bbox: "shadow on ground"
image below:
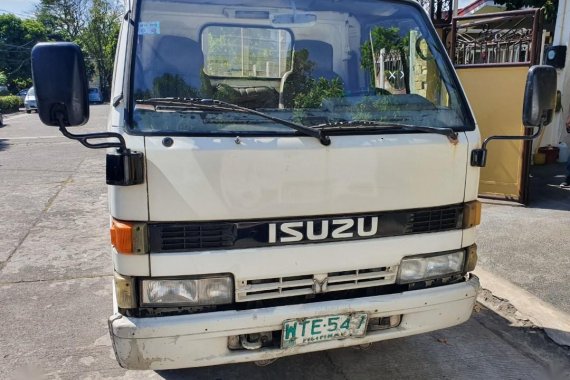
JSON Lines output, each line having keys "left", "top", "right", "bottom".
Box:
{"left": 528, "top": 163, "right": 570, "bottom": 211}
{"left": 154, "top": 304, "right": 570, "bottom": 380}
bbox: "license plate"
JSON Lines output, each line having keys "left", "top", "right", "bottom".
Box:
{"left": 281, "top": 313, "right": 368, "bottom": 348}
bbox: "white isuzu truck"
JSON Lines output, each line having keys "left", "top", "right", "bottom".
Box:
{"left": 30, "top": 0, "right": 556, "bottom": 370}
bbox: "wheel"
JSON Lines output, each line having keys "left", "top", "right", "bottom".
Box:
{"left": 26, "top": 110, "right": 31, "bottom": 114}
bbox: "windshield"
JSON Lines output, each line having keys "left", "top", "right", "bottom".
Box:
{"left": 131, "top": 0, "right": 473, "bottom": 135}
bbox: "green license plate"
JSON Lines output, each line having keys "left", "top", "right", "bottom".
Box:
{"left": 281, "top": 313, "right": 368, "bottom": 348}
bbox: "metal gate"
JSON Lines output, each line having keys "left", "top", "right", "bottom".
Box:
{"left": 450, "top": 9, "right": 542, "bottom": 203}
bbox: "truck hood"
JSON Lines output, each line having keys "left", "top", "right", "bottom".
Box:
{"left": 144, "top": 133, "right": 468, "bottom": 221}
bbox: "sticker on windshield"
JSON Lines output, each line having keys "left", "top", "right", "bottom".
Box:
{"left": 138, "top": 22, "right": 160, "bottom": 35}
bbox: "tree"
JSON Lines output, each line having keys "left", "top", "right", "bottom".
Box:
{"left": 79, "top": 0, "right": 122, "bottom": 101}
{"left": 35, "top": 0, "right": 89, "bottom": 40}
{"left": 0, "top": 14, "right": 48, "bottom": 92}
{"left": 282, "top": 49, "right": 344, "bottom": 109}
{"left": 360, "top": 26, "right": 410, "bottom": 93}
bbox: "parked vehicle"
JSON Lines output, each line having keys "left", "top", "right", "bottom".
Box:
{"left": 88, "top": 88, "right": 103, "bottom": 104}
{"left": 17, "top": 89, "right": 28, "bottom": 102}
{"left": 24, "top": 87, "right": 37, "bottom": 113}
{"left": 30, "top": 0, "right": 556, "bottom": 371}
{"left": 0, "top": 113, "right": 3, "bottom": 126}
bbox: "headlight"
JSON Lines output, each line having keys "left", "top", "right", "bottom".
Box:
{"left": 397, "top": 250, "right": 465, "bottom": 284}
{"left": 141, "top": 276, "right": 233, "bottom": 306}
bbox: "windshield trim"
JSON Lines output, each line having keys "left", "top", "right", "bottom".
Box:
{"left": 124, "top": 0, "right": 476, "bottom": 136}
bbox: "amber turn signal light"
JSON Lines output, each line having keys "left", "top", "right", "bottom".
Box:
{"left": 463, "top": 200, "right": 482, "bottom": 228}
{"left": 110, "top": 219, "right": 133, "bottom": 254}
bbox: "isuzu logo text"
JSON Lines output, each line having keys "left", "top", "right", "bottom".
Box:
{"left": 268, "top": 217, "right": 379, "bottom": 243}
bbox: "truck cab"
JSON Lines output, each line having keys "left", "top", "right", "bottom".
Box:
{"left": 29, "top": 0, "right": 556, "bottom": 371}
{"left": 103, "top": 0, "right": 483, "bottom": 369}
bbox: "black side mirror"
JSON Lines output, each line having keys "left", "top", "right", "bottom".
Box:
{"left": 522, "top": 65, "right": 557, "bottom": 127}
{"left": 31, "top": 42, "right": 89, "bottom": 127}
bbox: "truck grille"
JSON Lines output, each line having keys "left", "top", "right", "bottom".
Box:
{"left": 148, "top": 204, "right": 463, "bottom": 252}
{"left": 152, "top": 223, "right": 236, "bottom": 251}
{"left": 408, "top": 206, "right": 462, "bottom": 233}
{"left": 236, "top": 266, "right": 398, "bottom": 302}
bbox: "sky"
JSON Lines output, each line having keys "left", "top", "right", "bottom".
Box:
{"left": 0, "top": 0, "right": 40, "bottom": 18}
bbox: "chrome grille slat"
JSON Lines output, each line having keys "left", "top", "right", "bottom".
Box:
{"left": 236, "top": 266, "right": 398, "bottom": 302}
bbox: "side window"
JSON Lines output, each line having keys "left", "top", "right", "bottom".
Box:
{"left": 361, "top": 26, "right": 450, "bottom": 107}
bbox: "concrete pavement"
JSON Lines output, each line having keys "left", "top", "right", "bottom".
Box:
{"left": 0, "top": 107, "right": 568, "bottom": 379}
{"left": 477, "top": 165, "right": 570, "bottom": 314}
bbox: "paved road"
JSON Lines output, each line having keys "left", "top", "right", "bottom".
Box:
{"left": 477, "top": 165, "right": 570, "bottom": 314}
{"left": 0, "top": 107, "right": 568, "bottom": 379}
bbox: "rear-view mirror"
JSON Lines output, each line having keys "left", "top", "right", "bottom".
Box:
{"left": 522, "top": 65, "right": 557, "bottom": 127}
{"left": 31, "top": 42, "right": 89, "bottom": 127}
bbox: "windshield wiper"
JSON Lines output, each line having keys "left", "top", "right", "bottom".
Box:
{"left": 312, "top": 120, "right": 459, "bottom": 143}
{"left": 136, "top": 98, "right": 331, "bottom": 146}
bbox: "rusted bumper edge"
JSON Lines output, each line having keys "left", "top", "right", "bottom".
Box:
{"left": 109, "top": 275, "right": 480, "bottom": 370}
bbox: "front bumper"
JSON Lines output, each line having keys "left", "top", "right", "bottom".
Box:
{"left": 109, "top": 275, "right": 480, "bottom": 370}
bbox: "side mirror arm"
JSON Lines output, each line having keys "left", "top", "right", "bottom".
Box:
{"left": 55, "top": 113, "right": 144, "bottom": 186}
{"left": 470, "top": 125, "right": 543, "bottom": 167}
{"left": 55, "top": 112, "right": 127, "bottom": 152}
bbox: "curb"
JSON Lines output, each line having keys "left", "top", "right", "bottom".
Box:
{"left": 474, "top": 267, "right": 570, "bottom": 347}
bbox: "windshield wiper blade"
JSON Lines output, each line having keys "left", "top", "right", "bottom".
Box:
{"left": 136, "top": 98, "right": 331, "bottom": 146}
{"left": 312, "top": 120, "right": 458, "bottom": 143}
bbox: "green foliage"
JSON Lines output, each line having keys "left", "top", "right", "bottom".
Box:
{"left": 360, "top": 26, "right": 409, "bottom": 91}
{"left": 0, "top": 72, "right": 6, "bottom": 86}
{"left": 1, "top": 1, "right": 121, "bottom": 97}
{"left": 282, "top": 49, "right": 315, "bottom": 108}
{"left": 152, "top": 74, "right": 197, "bottom": 98}
{"left": 35, "top": 0, "right": 88, "bottom": 40}
{"left": 134, "top": 73, "right": 198, "bottom": 99}
{"left": 294, "top": 77, "right": 344, "bottom": 109}
{"left": 282, "top": 49, "right": 344, "bottom": 109}
{"left": 0, "top": 96, "right": 22, "bottom": 113}
{"left": 79, "top": 0, "right": 121, "bottom": 101}
{"left": 199, "top": 71, "right": 215, "bottom": 98}
{"left": 12, "top": 78, "right": 32, "bottom": 91}
{"left": 0, "top": 14, "right": 48, "bottom": 92}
